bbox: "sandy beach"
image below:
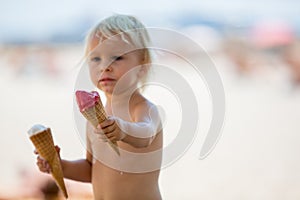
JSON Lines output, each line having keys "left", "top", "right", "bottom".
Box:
{"left": 0, "top": 45, "right": 300, "bottom": 199}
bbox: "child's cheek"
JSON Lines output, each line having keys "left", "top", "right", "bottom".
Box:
{"left": 88, "top": 70, "right": 99, "bottom": 87}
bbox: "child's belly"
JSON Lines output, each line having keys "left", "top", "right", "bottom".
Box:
{"left": 90, "top": 133, "right": 163, "bottom": 173}
{"left": 92, "top": 161, "right": 161, "bottom": 200}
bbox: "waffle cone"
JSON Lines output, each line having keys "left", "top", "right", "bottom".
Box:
{"left": 82, "top": 101, "right": 120, "bottom": 156}
{"left": 30, "top": 128, "right": 68, "bottom": 198}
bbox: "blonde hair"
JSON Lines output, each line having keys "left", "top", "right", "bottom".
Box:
{"left": 84, "top": 14, "right": 151, "bottom": 64}
{"left": 84, "top": 14, "right": 152, "bottom": 88}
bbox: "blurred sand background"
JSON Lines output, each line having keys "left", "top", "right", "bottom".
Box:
{"left": 1, "top": 1, "right": 300, "bottom": 199}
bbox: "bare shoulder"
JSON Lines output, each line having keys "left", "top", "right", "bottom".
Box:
{"left": 132, "top": 95, "right": 160, "bottom": 123}
{"left": 135, "top": 96, "right": 156, "bottom": 111}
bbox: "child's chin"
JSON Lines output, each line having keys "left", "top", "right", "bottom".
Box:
{"left": 98, "top": 87, "right": 114, "bottom": 94}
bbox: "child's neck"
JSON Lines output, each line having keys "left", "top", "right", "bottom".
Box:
{"left": 105, "top": 89, "right": 141, "bottom": 107}
{"left": 104, "top": 89, "right": 142, "bottom": 118}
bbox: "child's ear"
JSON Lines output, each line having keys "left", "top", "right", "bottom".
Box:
{"left": 140, "top": 49, "right": 149, "bottom": 65}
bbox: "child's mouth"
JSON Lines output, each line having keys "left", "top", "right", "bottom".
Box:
{"left": 99, "top": 78, "right": 116, "bottom": 83}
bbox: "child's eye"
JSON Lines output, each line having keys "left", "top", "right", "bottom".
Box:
{"left": 113, "top": 56, "right": 123, "bottom": 61}
{"left": 90, "top": 57, "right": 101, "bottom": 62}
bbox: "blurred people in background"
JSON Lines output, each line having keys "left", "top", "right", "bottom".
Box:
{"left": 6, "top": 45, "right": 60, "bottom": 78}
{"left": 223, "top": 36, "right": 261, "bottom": 76}
{"left": 282, "top": 40, "right": 300, "bottom": 86}
{"left": 222, "top": 19, "right": 300, "bottom": 89}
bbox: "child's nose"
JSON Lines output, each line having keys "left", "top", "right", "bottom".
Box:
{"left": 99, "top": 60, "right": 113, "bottom": 72}
{"left": 99, "top": 63, "right": 112, "bottom": 73}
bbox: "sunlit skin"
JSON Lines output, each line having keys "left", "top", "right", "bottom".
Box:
{"left": 36, "top": 34, "right": 163, "bottom": 200}
{"left": 88, "top": 35, "right": 144, "bottom": 96}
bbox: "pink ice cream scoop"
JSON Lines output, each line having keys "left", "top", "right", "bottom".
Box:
{"left": 75, "top": 90, "right": 100, "bottom": 112}
{"left": 75, "top": 90, "right": 120, "bottom": 155}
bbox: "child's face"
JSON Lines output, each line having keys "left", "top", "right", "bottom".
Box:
{"left": 87, "top": 35, "right": 145, "bottom": 95}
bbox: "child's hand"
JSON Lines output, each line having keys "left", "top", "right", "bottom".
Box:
{"left": 34, "top": 145, "right": 61, "bottom": 174}
{"left": 94, "top": 117, "right": 125, "bottom": 143}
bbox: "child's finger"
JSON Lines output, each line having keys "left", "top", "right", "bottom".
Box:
{"left": 105, "top": 132, "right": 115, "bottom": 139}
{"left": 93, "top": 127, "right": 104, "bottom": 134}
{"left": 37, "top": 155, "right": 44, "bottom": 162}
{"left": 43, "top": 160, "right": 51, "bottom": 173}
{"left": 98, "top": 118, "right": 115, "bottom": 129}
{"left": 104, "top": 131, "right": 117, "bottom": 141}
{"left": 110, "top": 136, "right": 117, "bottom": 142}
{"left": 37, "top": 156, "right": 47, "bottom": 166}
{"left": 37, "top": 162, "right": 47, "bottom": 172}
{"left": 97, "top": 134, "right": 108, "bottom": 142}
{"left": 36, "top": 159, "right": 42, "bottom": 167}
{"left": 46, "top": 163, "right": 51, "bottom": 173}
{"left": 98, "top": 133, "right": 107, "bottom": 139}
{"left": 102, "top": 125, "right": 116, "bottom": 135}
{"left": 54, "top": 145, "right": 60, "bottom": 153}
{"left": 42, "top": 159, "right": 47, "bottom": 166}
{"left": 99, "top": 137, "right": 108, "bottom": 142}
{"left": 36, "top": 157, "right": 51, "bottom": 173}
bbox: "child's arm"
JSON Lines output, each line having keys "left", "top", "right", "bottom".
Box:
{"left": 35, "top": 147, "right": 92, "bottom": 183}
{"left": 60, "top": 153, "right": 92, "bottom": 182}
{"left": 96, "top": 103, "right": 162, "bottom": 148}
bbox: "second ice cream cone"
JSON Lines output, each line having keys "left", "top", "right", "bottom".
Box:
{"left": 30, "top": 128, "right": 68, "bottom": 198}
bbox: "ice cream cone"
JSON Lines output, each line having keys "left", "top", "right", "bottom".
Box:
{"left": 82, "top": 101, "right": 120, "bottom": 155}
{"left": 29, "top": 128, "right": 68, "bottom": 198}
{"left": 76, "top": 90, "right": 120, "bottom": 156}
